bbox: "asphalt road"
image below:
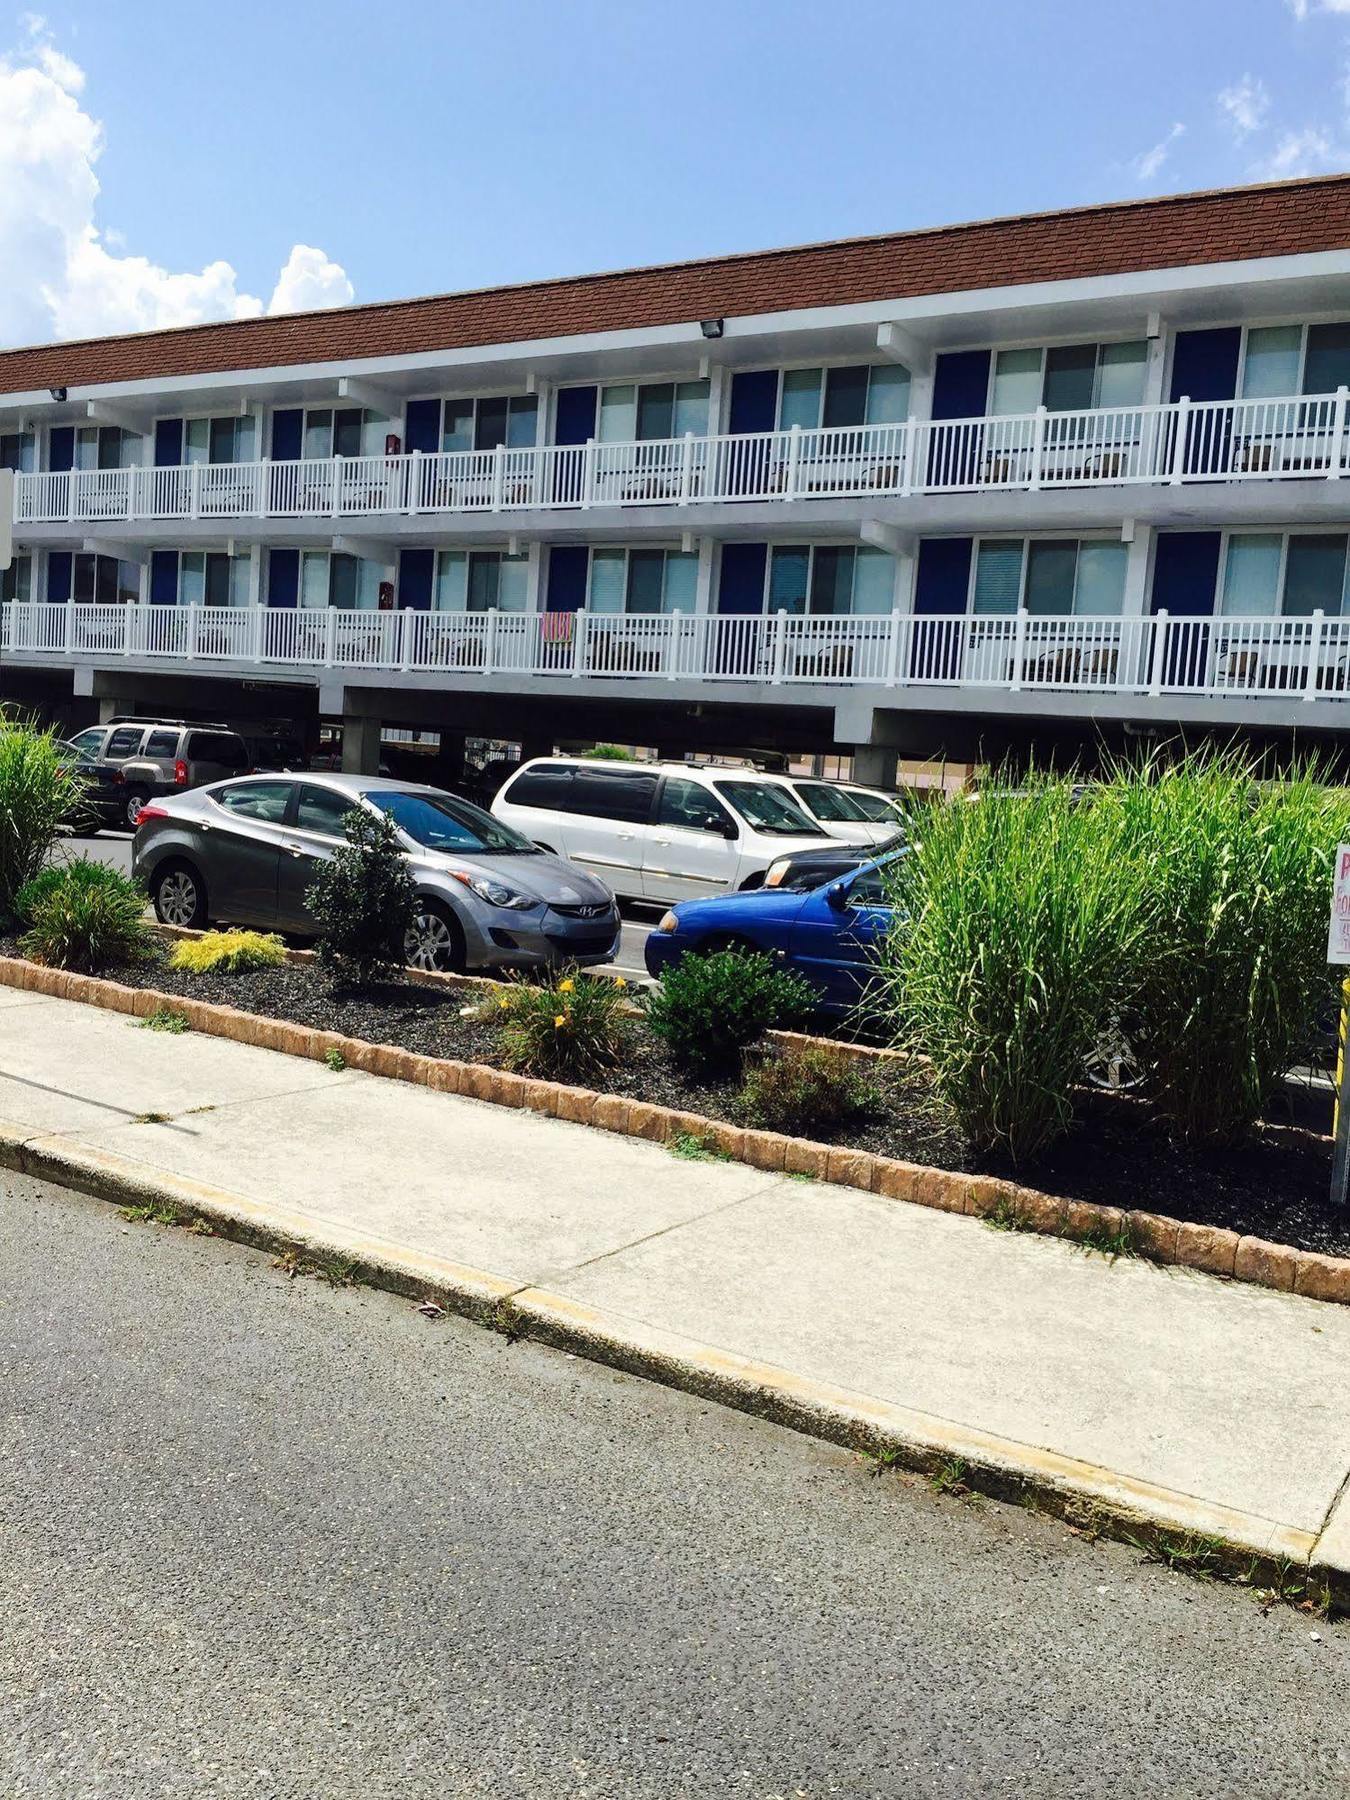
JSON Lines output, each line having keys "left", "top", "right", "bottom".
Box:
{"left": 1, "top": 1169, "right": 1346, "bottom": 1799}
{"left": 60, "top": 831, "right": 659, "bottom": 978}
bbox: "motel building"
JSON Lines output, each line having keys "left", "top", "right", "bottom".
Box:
{"left": 5, "top": 175, "right": 1350, "bottom": 781}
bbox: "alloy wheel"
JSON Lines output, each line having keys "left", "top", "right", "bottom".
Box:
{"left": 157, "top": 870, "right": 199, "bottom": 928}
{"left": 405, "top": 909, "right": 458, "bottom": 973}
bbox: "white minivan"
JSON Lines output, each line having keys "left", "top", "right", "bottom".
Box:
{"left": 754, "top": 773, "right": 900, "bottom": 847}
{"left": 492, "top": 759, "right": 833, "bottom": 903}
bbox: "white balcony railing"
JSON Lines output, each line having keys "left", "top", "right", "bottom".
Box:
{"left": 7, "top": 601, "right": 1350, "bottom": 702}
{"left": 12, "top": 389, "right": 1350, "bottom": 529}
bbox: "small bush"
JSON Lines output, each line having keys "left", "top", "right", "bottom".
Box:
{"left": 305, "top": 806, "right": 417, "bottom": 988}
{"left": 643, "top": 948, "right": 817, "bottom": 1077}
{"left": 581, "top": 743, "right": 635, "bottom": 761}
{"left": 19, "top": 864, "right": 151, "bottom": 974}
{"left": 15, "top": 857, "right": 131, "bottom": 927}
{"left": 738, "top": 1043, "right": 879, "bottom": 1135}
{"left": 0, "top": 724, "right": 84, "bottom": 922}
{"left": 496, "top": 968, "right": 632, "bottom": 1083}
{"left": 139, "top": 1006, "right": 189, "bottom": 1034}
{"left": 169, "top": 930, "right": 288, "bottom": 976}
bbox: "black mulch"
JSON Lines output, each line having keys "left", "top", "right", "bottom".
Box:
{"left": 23, "top": 938, "right": 1350, "bottom": 1262}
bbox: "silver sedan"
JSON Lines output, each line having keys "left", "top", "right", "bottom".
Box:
{"left": 131, "top": 771, "right": 620, "bottom": 974}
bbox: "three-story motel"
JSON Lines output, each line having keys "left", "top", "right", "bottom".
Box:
{"left": 4, "top": 175, "right": 1350, "bottom": 780}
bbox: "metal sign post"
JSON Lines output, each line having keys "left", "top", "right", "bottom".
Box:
{"left": 1327, "top": 846, "right": 1350, "bottom": 1207}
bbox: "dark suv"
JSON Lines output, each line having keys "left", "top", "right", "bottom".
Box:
{"left": 65, "top": 719, "right": 250, "bottom": 829}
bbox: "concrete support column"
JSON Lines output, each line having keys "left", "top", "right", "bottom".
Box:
{"left": 520, "top": 735, "right": 554, "bottom": 764}
{"left": 341, "top": 714, "right": 382, "bottom": 775}
{"left": 98, "top": 695, "right": 137, "bottom": 724}
{"left": 851, "top": 745, "right": 899, "bottom": 789}
{"left": 1122, "top": 523, "right": 1154, "bottom": 619}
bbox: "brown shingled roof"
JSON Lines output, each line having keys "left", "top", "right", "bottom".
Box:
{"left": 3, "top": 175, "right": 1349, "bottom": 397}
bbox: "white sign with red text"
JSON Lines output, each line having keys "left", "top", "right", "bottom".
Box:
{"left": 1330, "top": 845, "right": 1350, "bottom": 965}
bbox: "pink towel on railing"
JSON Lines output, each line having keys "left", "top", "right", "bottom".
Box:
{"left": 540, "top": 611, "right": 574, "bottom": 644}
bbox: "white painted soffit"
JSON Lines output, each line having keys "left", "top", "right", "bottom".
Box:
{"left": 3, "top": 246, "right": 1350, "bottom": 419}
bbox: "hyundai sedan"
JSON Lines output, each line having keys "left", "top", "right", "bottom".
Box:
{"left": 132, "top": 772, "right": 620, "bottom": 974}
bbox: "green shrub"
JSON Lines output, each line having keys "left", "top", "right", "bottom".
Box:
{"left": 19, "top": 864, "right": 151, "bottom": 973}
{"left": 169, "top": 929, "right": 288, "bottom": 976}
{"left": 1105, "top": 751, "right": 1350, "bottom": 1145}
{"left": 643, "top": 948, "right": 817, "bottom": 1077}
{"left": 738, "top": 1043, "right": 879, "bottom": 1135}
{"left": 581, "top": 743, "right": 635, "bottom": 761}
{"left": 496, "top": 968, "right": 632, "bottom": 1083}
{"left": 875, "top": 773, "right": 1146, "bottom": 1165}
{"left": 14, "top": 856, "right": 131, "bottom": 927}
{"left": 305, "top": 806, "right": 416, "bottom": 988}
{"left": 0, "top": 724, "right": 84, "bottom": 923}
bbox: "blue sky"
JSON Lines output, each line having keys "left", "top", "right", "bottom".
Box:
{"left": 2, "top": 0, "right": 1349, "bottom": 345}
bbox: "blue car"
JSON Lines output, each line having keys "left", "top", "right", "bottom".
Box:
{"left": 643, "top": 852, "right": 903, "bottom": 1016}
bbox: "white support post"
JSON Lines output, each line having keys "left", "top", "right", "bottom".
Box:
{"left": 572, "top": 607, "right": 588, "bottom": 678}
{"left": 67, "top": 471, "right": 76, "bottom": 525}
{"left": 771, "top": 608, "right": 788, "bottom": 684}
{"left": 249, "top": 604, "right": 263, "bottom": 664}
{"left": 582, "top": 439, "right": 597, "bottom": 509}
{"left": 1029, "top": 407, "right": 1047, "bottom": 492}
{"left": 1169, "top": 398, "right": 1190, "bottom": 486}
{"left": 323, "top": 607, "right": 337, "bottom": 668}
{"left": 186, "top": 602, "right": 199, "bottom": 662}
{"left": 1332, "top": 388, "right": 1348, "bottom": 481}
{"left": 1011, "top": 608, "right": 1028, "bottom": 690}
{"left": 330, "top": 457, "right": 341, "bottom": 518}
{"left": 189, "top": 460, "right": 202, "bottom": 520}
{"left": 492, "top": 442, "right": 506, "bottom": 512}
{"left": 900, "top": 420, "right": 916, "bottom": 498}
{"left": 679, "top": 432, "right": 695, "bottom": 504}
{"left": 484, "top": 606, "right": 498, "bottom": 674}
{"left": 399, "top": 608, "right": 413, "bottom": 673}
{"left": 784, "top": 424, "right": 803, "bottom": 501}
{"left": 1306, "top": 609, "right": 1325, "bottom": 701}
{"left": 885, "top": 607, "right": 904, "bottom": 686}
{"left": 1149, "top": 610, "right": 1169, "bottom": 696}
{"left": 63, "top": 598, "right": 74, "bottom": 655}
{"left": 407, "top": 448, "right": 421, "bottom": 515}
{"left": 256, "top": 461, "right": 268, "bottom": 518}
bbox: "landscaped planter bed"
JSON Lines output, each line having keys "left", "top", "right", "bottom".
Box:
{"left": 8, "top": 933, "right": 1350, "bottom": 1281}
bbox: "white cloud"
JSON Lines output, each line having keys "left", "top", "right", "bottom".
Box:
{"left": 267, "top": 244, "right": 355, "bottom": 315}
{"left": 1288, "top": 0, "right": 1350, "bottom": 17}
{"left": 1218, "top": 74, "right": 1270, "bottom": 137}
{"left": 1252, "top": 125, "right": 1344, "bottom": 176}
{"left": 0, "top": 27, "right": 353, "bottom": 347}
{"left": 1131, "top": 122, "right": 1186, "bottom": 182}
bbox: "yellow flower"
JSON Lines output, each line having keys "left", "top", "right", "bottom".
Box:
{"left": 553, "top": 1014, "right": 566, "bottom": 1029}
{"left": 498, "top": 997, "right": 510, "bottom": 1010}
{"left": 558, "top": 978, "right": 575, "bottom": 994}
{"left": 614, "top": 976, "right": 627, "bottom": 988}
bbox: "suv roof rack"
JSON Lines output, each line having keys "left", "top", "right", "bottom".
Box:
{"left": 107, "top": 716, "right": 236, "bottom": 730}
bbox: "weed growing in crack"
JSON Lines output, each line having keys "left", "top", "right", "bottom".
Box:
{"left": 667, "top": 1131, "right": 732, "bottom": 1163}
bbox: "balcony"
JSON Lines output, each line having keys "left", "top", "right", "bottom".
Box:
{"left": 12, "top": 391, "right": 1350, "bottom": 530}
{"left": 7, "top": 601, "right": 1349, "bottom": 704}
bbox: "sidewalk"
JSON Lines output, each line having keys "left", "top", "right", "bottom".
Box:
{"left": 6, "top": 982, "right": 1350, "bottom": 1587}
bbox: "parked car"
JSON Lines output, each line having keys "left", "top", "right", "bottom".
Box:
{"left": 492, "top": 757, "right": 832, "bottom": 904}
{"left": 644, "top": 851, "right": 905, "bottom": 1015}
{"left": 761, "top": 830, "right": 906, "bottom": 891}
{"left": 54, "top": 739, "right": 124, "bottom": 833}
{"left": 65, "top": 719, "right": 250, "bottom": 829}
{"left": 241, "top": 730, "right": 308, "bottom": 773}
{"left": 132, "top": 772, "right": 620, "bottom": 974}
{"left": 755, "top": 773, "right": 899, "bottom": 847}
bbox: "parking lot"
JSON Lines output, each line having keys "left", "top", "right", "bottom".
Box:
{"left": 59, "top": 831, "right": 660, "bottom": 981}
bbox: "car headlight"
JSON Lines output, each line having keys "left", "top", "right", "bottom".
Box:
{"left": 450, "top": 872, "right": 538, "bottom": 911}
{"left": 764, "top": 860, "right": 790, "bottom": 888}
{"left": 655, "top": 910, "right": 679, "bottom": 933}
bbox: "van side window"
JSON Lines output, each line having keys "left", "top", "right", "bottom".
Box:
{"left": 143, "top": 730, "right": 179, "bottom": 758}
{"left": 505, "top": 765, "right": 576, "bottom": 811}
{"left": 570, "top": 767, "right": 658, "bottom": 825}
{"left": 187, "top": 731, "right": 247, "bottom": 769}
{"left": 104, "top": 727, "right": 145, "bottom": 758}
{"left": 655, "top": 778, "right": 734, "bottom": 835}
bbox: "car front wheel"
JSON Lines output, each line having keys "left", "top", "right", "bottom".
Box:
{"left": 404, "top": 901, "right": 466, "bottom": 974}
{"left": 123, "top": 787, "right": 150, "bottom": 830}
{"left": 153, "top": 862, "right": 208, "bottom": 930}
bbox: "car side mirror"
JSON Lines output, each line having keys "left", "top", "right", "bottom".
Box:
{"left": 709, "top": 815, "right": 737, "bottom": 839}
{"left": 826, "top": 881, "right": 849, "bottom": 911}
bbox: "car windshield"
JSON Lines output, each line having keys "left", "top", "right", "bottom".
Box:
{"left": 844, "top": 790, "right": 904, "bottom": 824}
{"left": 793, "top": 781, "right": 873, "bottom": 824}
{"left": 371, "top": 790, "right": 540, "bottom": 856}
{"left": 714, "top": 780, "right": 821, "bottom": 836}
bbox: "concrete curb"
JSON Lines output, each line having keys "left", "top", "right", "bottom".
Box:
{"left": 2, "top": 1119, "right": 1344, "bottom": 1606}
{"left": 3, "top": 951, "right": 1348, "bottom": 1313}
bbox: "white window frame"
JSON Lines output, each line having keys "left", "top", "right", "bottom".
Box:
{"left": 985, "top": 339, "right": 1150, "bottom": 416}
{"left": 431, "top": 546, "right": 529, "bottom": 613}
{"left": 728, "top": 541, "right": 899, "bottom": 617}
{"left": 585, "top": 543, "right": 700, "bottom": 615}
{"left": 966, "top": 534, "right": 1129, "bottom": 617}
{"left": 1216, "top": 527, "right": 1350, "bottom": 619}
